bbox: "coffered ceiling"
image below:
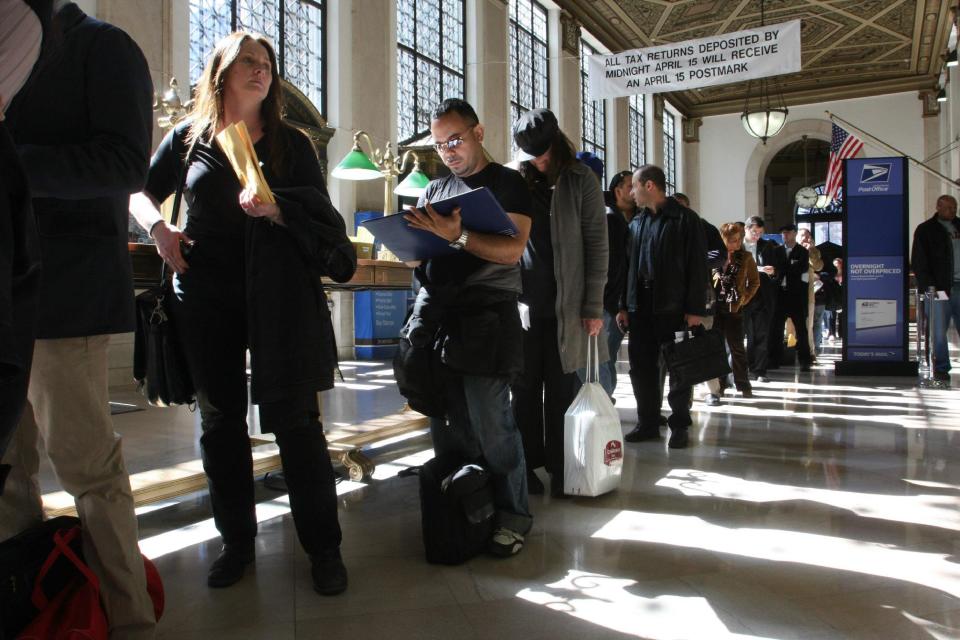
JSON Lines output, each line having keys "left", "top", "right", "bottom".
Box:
{"left": 558, "top": 0, "right": 955, "bottom": 117}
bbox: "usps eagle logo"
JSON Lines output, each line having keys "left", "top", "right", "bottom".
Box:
{"left": 860, "top": 163, "right": 891, "bottom": 184}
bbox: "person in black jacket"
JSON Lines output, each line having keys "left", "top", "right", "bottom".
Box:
{"left": 742, "top": 216, "right": 783, "bottom": 382}
{"left": 0, "top": 3, "right": 159, "bottom": 637}
{"left": 597, "top": 170, "right": 635, "bottom": 398}
{"left": 0, "top": 0, "right": 45, "bottom": 494}
{"left": 769, "top": 224, "right": 813, "bottom": 371}
{"left": 912, "top": 195, "right": 960, "bottom": 380}
{"left": 130, "top": 32, "right": 355, "bottom": 595}
{"left": 617, "top": 165, "right": 707, "bottom": 449}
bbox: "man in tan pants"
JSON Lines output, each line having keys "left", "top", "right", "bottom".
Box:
{"left": 0, "top": 2, "right": 156, "bottom": 637}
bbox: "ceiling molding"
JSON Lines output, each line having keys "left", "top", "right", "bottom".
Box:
{"left": 559, "top": 0, "right": 955, "bottom": 115}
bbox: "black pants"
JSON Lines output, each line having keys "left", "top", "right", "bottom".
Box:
{"left": 744, "top": 299, "right": 773, "bottom": 376}
{"left": 0, "top": 340, "right": 33, "bottom": 495}
{"left": 511, "top": 316, "right": 578, "bottom": 476}
{"left": 715, "top": 307, "right": 751, "bottom": 392}
{"left": 769, "top": 295, "right": 813, "bottom": 367}
{"left": 627, "top": 303, "right": 692, "bottom": 431}
{"left": 172, "top": 278, "right": 341, "bottom": 555}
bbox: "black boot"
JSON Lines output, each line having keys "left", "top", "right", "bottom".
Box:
{"left": 207, "top": 542, "right": 255, "bottom": 588}
{"left": 668, "top": 427, "right": 690, "bottom": 449}
{"left": 310, "top": 548, "right": 348, "bottom": 596}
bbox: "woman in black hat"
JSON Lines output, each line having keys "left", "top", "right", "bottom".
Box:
{"left": 510, "top": 108, "right": 608, "bottom": 497}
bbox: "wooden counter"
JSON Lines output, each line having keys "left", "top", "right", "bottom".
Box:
{"left": 129, "top": 244, "right": 413, "bottom": 291}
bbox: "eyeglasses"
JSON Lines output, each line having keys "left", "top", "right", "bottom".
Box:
{"left": 433, "top": 125, "right": 476, "bottom": 153}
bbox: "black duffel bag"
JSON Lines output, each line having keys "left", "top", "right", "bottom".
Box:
{"left": 132, "top": 137, "right": 198, "bottom": 408}
{"left": 0, "top": 516, "right": 82, "bottom": 638}
{"left": 660, "top": 324, "right": 731, "bottom": 389}
{"left": 419, "top": 456, "right": 495, "bottom": 565}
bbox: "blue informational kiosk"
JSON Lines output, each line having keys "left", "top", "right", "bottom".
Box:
{"left": 836, "top": 156, "right": 918, "bottom": 376}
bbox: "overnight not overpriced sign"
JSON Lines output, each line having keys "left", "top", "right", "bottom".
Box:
{"left": 587, "top": 20, "right": 802, "bottom": 99}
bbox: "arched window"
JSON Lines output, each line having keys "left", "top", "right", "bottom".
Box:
{"left": 396, "top": 0, "right": 466, "bottom": 144}
{"left": 662, "top": 110, "right": 676, "bottom": 193}
{"left": 508, "top": 0, "right": 549, "bottom": 127}
{"left": 628, "top": 94, "right": 645, "bottom": 171}
{"left": 188, "top": 0, "right": 326, "bottom": 115}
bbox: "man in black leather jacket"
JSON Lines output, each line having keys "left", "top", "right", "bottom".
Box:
{"left": 617, "top": 165, "right": 707, "bottom": 448}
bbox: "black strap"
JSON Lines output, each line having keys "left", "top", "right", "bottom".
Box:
{"left": 159, "top": 131, "right": 200, "bottom": 284}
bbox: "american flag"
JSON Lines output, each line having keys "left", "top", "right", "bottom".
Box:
{"left": 824, "top": 123, "right": 864, "bottom": 203}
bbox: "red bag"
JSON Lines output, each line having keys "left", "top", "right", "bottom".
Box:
{"left": 16, "top": 527, "right": 164, "bottom": 640}
{"left": 17, "top": 527, "right": 108, "bottom": 640}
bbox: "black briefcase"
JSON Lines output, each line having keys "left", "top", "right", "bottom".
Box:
{"left": 661, "top": 325, "right": 731, "bottom": 389}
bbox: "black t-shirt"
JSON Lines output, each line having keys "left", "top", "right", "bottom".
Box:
{"left": 519, "top": 177, "right": 557, "bottom": 316}
{"left": 416, "top": 162, "right": 532, "bottom": 293}
{"left": 144, "top": 121, "right": 327, "bottom": 287}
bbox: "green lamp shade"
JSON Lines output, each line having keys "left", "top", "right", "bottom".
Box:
{"left": 331, "top": 149, "right": 382, "bottom": 180}
{"left": 394, "top": 169, "right": 430, "bottom": 197}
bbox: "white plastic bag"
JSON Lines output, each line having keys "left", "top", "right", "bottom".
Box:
{"left": 563, "top": 335, "right": 623, "bottom": 497}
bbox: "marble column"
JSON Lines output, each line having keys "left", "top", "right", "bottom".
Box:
{"left": 467, "top": 0, "right": 510, "bottom": 163}
{"left": 552, "top": 9, "right": 581, "bottom": 144}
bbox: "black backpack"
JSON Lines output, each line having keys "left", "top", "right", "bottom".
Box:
{"left": 418, "top": 456, "right": 495, "bottom": 565}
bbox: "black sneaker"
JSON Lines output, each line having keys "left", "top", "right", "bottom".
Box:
{"left": 310, "top": 548, "right": 348, "bottom": 596}
{"left": 624, "top": 425, "right": 661, "bottom": 442}
{"left": 527, "top": 469, "right": 545, "bottom": 495}
{"left": 489, "top": 527, "right": 525, "bottom": 557}
{"left": 207, "top": 543, "right": 255, "bottom": 588}
{"left": 933, "top": 371, "right": 950, "bottom": 382}
{"left": 668, "top": 428, "right": 690, "bottom": 449}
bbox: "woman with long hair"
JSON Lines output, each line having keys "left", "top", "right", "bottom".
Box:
{"left": 510, "top": 108, "right": 608, "bottom": 497}
{"left": 711, "top": 223, "right": 761, "bottom": 402}
{"left": 130, "top": 32, "right": 355, "bottom": 595}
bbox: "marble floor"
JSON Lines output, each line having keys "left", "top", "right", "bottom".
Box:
{"left": 40, "top": 342, "right": 960, "bottom": 639}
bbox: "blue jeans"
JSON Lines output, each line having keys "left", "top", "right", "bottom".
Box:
{"left": 929, "top": 283, "right": 960, "bottom": 373}
{"left": 430, "top": 375, "right": 532, "bottom": 534}
{"left": 576, "top": 311, "right": 624, "bottom": 397}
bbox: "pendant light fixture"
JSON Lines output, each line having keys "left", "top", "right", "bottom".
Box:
{"left": 741, "top": 0, "right": 789, "bottom": 143}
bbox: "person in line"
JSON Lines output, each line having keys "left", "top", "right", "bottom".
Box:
{"left": 798, "top": 228, "right": 824, "bottom": 356}
{"left": 711, "top": 223, "right": 761, "bottom": 401}
{"left": 911, "top": 194, "right": 960, "bottom": 381}
{"left": 512, "top": 110, "right": 607, "bottom": 497}
{"left": 130, "top": 32, "right": 355, "bottom": 594}
{"left": 742, "top": 216, "right": 782, "bottom": 382}
{"left": 402, "top": 98, "right": 534, "bottom": 555}
{"left": 769, "top": 224, "right": 814, "bottom": 372}
{"left": 597, "top": 169, "right": 637, "bottom": 399}
{"left": 619, "top": 165, "right": 707, "bottom": 448}
{"left": 0, "top": 1, "right": 158, "bottom": 635}
{"left": 0, "top": 0, "right": 45, "bottom": 491}
{"left": 672, "top": 193, "right": 726, "bottom": 408}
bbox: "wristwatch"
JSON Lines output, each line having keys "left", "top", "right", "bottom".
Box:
{"left": 449, "top": 228, "right": 469, "bottom": 250}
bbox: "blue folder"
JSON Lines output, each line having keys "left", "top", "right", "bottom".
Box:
{"left": 359, "top": 187, "right": 519, "bottom": 262}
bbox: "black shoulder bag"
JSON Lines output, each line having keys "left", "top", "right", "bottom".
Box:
{"left": 132, "top": 136, "right": 198, "bottom": 407}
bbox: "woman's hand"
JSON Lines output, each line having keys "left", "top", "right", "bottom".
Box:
{"left": 152, "top": 221, "right": 192, "bottom": 274}
{"left": 582, "top": 317, "right": 603, "bottom": 337}
{"left": 239, "top": 187, "right": 283, "bottom": 224}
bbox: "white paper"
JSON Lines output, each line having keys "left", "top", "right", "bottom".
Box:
{"left": 855, "top": 299, "right": 897, "bottom": 330}
{"left": 518, "top": 302, "right": 531, "bottom": 331}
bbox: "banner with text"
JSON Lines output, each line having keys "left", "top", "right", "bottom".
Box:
{"left": 587, "top": 20, "right": 801, "bottom": 99}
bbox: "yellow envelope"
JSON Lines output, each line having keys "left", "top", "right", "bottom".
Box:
{"left": 215, "top": 121, "right": 276, "bottom": 204}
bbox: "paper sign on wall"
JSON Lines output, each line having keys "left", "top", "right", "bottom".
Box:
{"left": 587, "top": 20, "right": 801, "bottom": 99}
